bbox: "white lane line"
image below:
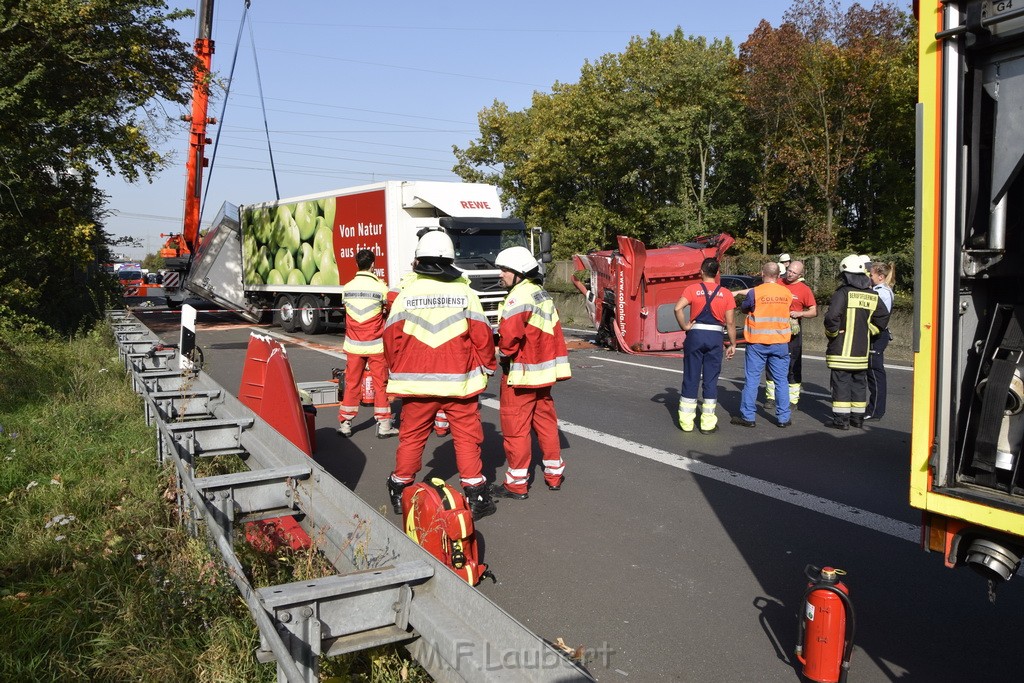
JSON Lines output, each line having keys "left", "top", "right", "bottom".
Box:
{"left": 259, "top": 328, "right": 916, "bottom": 542}
{"left": 481, "top": 397, "right": 917, "bottom": 542}
{"left": 585, "top": 355, "right": 832, "bottom": 398}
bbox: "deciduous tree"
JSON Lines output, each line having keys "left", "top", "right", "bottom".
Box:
{"left": 0, "top": 0, "right": 194, "bottom": 332}
{"left": 455, "top": 29, "right": 748, "bottom": 258}
{"left": 740, "top": 0, "right": 914, "bottom": 250}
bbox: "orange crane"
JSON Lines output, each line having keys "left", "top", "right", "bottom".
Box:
{"left": 162, "top": 0, "right": 216, "bottom": 307}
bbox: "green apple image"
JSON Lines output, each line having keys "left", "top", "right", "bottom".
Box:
{"left": 254, "top": 207, "right": 274, "bottom": 244}
{"left": 294, "top": 201, "right": 318, "bottom": 241}
{"left": 248, "top": 270, "right": 264, "bottom": 285}
{"left": 275, "top": 247, "right": 295, "bottom": 275}
{"left": 243, "top": 234, "right": 257, "bottom": 262}
{"left": 298, "top": 242, "right": 317, "bottom": 282}
{"left": 242, "top": 208, "right": 255, "bottom": 236}
{"left": 318, "top": 250, "right": 339, "bottom": 285}
{"left": 255, "top": 245, "right": 272, "bottom": 282}
{"left": 273, "top": 214, "right": 301, "bottom": 255}
{"left": 287, "top": 268, "right": 307, "bottom": 286}
{"left": 266, "top": 269, "right": 285, "bottom": 285}
{"left": 319, "top": 196, "right": 336, "bottom": 228}
{"left": 312, "top": 224, "right": 333, "bottom": 263}
{"left": 309, "top": 271, "right": 324, "bottom": 286}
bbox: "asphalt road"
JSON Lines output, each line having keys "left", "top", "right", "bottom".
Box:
{"left": 128, "top": 300, "right": 1024, "bottom": 682}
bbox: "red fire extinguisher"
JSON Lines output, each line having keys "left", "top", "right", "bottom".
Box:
{"left": 361, "top": 373, "right": 375, "bottom": 405}
{"left": 796, "top": 565, "right": 856, "bottom": 683}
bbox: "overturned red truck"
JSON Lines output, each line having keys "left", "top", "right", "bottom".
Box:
{"left": 571, "top": 234, "right": 737, "bottom": 354}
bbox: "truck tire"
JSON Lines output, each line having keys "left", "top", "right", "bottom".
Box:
{"left": 273, "top": 294, "right": 298, "bottom": 333}
{"left": 298, "top": 295, "right": 325, "bottom": 335}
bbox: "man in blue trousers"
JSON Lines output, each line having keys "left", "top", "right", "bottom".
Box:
{"left": 732, "top": 262, "right": 794, "bottom": 428}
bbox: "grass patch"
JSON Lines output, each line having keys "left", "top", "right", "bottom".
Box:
{"left": 0, "top": 323, "right": 428, "bottom": 682}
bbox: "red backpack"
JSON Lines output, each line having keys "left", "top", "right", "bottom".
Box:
{"left": 401, "top": 478, "right": 494, "bottom": 586}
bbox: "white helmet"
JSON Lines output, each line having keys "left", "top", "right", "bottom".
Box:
{"left": 415, "top": 230, "right": 455, "bottom": 260}
{"left": 778, "top": 253, "right": 791, "bottom": 263}
{"left": 495, "top": 246, "right": 539, "bottom": 275}
{"left": 840, "top": 254, "right": 866, "bottom": 274}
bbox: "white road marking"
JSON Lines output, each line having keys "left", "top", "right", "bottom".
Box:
{"left": 480, "top": 396, "right": 918, "bottom": 542}
{"left": 585, "top": 355, "right": 832, "bottom": 398}
{"left": 244, "top": 326, "right": 918, "bottom": 543}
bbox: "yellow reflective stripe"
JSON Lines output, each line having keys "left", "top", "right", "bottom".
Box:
{"left": 506, "top": 357, "right": 571, "bottom": 385}
{"left": 826, "top": 355, "right": 869, "bottom": 369}
{"left": 344, "top": 301, "right": 385, "bottom": 319}
{"left": 343, "top": 337, "right": 384, "bottom": 353}
{"left": 388, "top": 371, "right": 489, "bottom": 397}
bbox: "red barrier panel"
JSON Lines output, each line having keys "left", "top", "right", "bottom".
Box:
{"left": 238, "top": 332, "right": 313, "bottom": 551}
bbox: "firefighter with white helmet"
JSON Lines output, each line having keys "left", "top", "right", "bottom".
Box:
{"left": 490, "top": 246, "right": 571, "bottom": 499}
{"left": 383, "top": 229, "right": 498, "bottom": 519}
{"left": 777, "top": 253, "right": 792, "bottom": 276}
{"left": 823, "top": 254, "right": 890, "bottom": 429}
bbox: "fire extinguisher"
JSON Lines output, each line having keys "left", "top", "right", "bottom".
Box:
{"left": 361, "top": 373, "right": 375, "bottom": 405}
{"left": 795, "top": 565, "right": 856, "bottom": 683}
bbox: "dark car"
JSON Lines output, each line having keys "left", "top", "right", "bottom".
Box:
{"left": 720, "top": 274, "right": 761, "bottom": 291}
{"left": 718, "top": 275, "right": 761, "bottom": 340}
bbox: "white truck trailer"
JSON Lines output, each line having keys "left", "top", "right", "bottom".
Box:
{"left": 185, "top": 180, "right": 542, "bottom": 333}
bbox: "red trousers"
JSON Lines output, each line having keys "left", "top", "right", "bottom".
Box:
{"left": 499, "top": 383, "right": 564, "bottom": 494}
{"left": 392, "top": 396, "right": 485, "bottom": 488}
{"left": 338, "top": 352, "right": 391, "bottom": 422}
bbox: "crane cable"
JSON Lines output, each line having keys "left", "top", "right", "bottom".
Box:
{"left": 248, "top": 4, "right": 280, "bottom": 201}
{"left": 201, "top": 0, "right": 280, "bottom": 224}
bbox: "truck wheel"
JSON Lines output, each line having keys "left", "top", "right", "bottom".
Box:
{"left": 298, "top": 295, "right": 325, "bottom": 335}
{"left": 273, "top": 294, "right": 298, "bottom": 332}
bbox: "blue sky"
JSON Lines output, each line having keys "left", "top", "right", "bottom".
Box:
{"left": 100, "top": 0, "right": 912, "bottom": 260}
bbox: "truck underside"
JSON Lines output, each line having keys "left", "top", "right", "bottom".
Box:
{"left": 917, "top": 1, "right": 1024, "bottom": 589}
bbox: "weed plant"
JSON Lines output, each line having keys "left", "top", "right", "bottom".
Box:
{"left": 0, "top": 323, "right": 428, "bottom": 682}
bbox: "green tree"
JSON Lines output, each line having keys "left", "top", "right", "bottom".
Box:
{"left": 455, "top": 29, "right": 748, "bottom": 258}
{"left": 739, "top": 0, "right": 914, "bottom": 250}
{"left": 141, "top": 253, "right": 166, "bottom": 273}
{"left": 0, "top": 0, "right": 194, "bottom": 333}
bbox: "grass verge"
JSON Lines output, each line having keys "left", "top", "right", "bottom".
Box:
{"left": 0, "top": 322, "right": 428, "bottom": 682}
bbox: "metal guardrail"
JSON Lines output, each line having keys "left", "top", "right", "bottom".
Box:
{"left": 108, "top": 310, "right": 593, "bottom": 683}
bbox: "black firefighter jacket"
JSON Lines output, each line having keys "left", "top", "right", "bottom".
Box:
{"left": 824, "top": 272, "right": 890, "bottom": 371}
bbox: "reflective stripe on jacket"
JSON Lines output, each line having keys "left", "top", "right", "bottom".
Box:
{"left": 342, "top": 271, "right": 388, "bottom": 355}
{"left": 498, "top": 280, "right": 571, "bottom": 388}
{"left": 743, "top": 282, "right": 793, "bottom": 345}
{"left": 384, "top": 274, "right": 496, "bottom": 397}
{"left": 824, "top": 281, "right": 889, "bottom": 370}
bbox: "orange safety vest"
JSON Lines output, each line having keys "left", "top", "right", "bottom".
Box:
{"left": 743, "top": 282, "right": 793, "bottom": 345}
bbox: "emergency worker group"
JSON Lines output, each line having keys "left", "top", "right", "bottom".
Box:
{"left": 337, "top": 230, "right": 570, "bottom": 522}
{"left": 337, "top": 230, "right": 891, "bottom": 522}
{"left": 673, "top": 253, "right": 891, "bottom": 431}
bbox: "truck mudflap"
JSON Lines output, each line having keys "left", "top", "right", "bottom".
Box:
{"left": 184, "top": 202, "right": 264, "bottom": 323}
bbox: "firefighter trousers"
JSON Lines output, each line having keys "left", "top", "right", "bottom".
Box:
{"left": 338, "top": 352, "right": 391, "bottom": 423}
{"left": 830, "top": 368, "right": 868, "bottom": 420}
{"left": 392, "top": 396, "right": 485, "bottom": 488}
{"left": 499, "top": 383, "right": 564, "bottom": 493}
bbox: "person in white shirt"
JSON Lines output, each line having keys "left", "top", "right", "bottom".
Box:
{"left": 866, "top": 260, "right": 895, "bottom": 420}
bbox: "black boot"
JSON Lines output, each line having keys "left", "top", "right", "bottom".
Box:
{"left": 825, "top": 417, "right": 850, "bottom": 430}
{"left": 464, "top": 484, "right": 497, "bottom": 520}
{"left": 386, "top": 477, "right": 411, "bottom": 515}
{"left": 490, "top": 482, "right": 528, "bottom": 500}
{"left": 850, "top": 416, "right": 864, "bottom": 428}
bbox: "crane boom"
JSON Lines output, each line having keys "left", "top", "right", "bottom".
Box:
{"left": 162, "top": 0, "right": 216, "bottom": 304}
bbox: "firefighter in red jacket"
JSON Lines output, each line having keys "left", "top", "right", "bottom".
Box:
{"left": 383, "top": 230, "right": 498, "bottom": 519}
{"left": 337, "top": 249, "right": 398, "bottom": 439}
{"left": 490, "top": 247, "right": 571, "bottom": 499}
